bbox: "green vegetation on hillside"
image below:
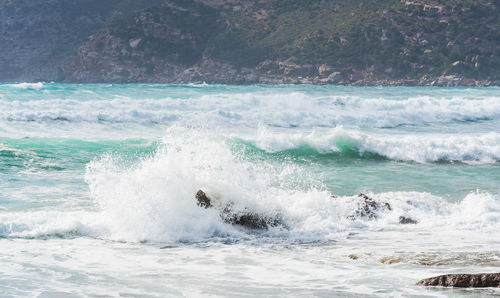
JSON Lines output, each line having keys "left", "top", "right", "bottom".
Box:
{"left": 215, "top": 0, "right": 500, "bottom": 79}
{"left": 2, "top": 0, "right": 500, "bottom": 84}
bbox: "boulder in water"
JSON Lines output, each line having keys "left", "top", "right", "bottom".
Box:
{"left": 195, "top": 189, "right": 282, "bottom": 229}
{"left": 343, "top": 193, "right": 418, "bottom": 224}
{"left": 416, "top": 273, "right": 500, "bottom": 288}
{"left": 195, "top": 189, "right": 212, "bottom": 208}
{"left": 347, "top": 193, "right": 392, "bottom": 220}
{"left": 399, "top": 216, "right": 418, "bottom": 224}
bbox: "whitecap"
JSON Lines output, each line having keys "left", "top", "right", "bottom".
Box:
{"left": 9, "top": 82, "right": 44, "bottom": 90}
{"left": 0, "top": 90, "right": 499, "bottom": 129}
{"left": 249, "top": 126, "right": 500, "bottom": 163}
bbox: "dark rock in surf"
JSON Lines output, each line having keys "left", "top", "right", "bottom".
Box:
{"left": 225, "top": 212, "right": 282, "bottom": 230}
{"left": 195, "top": 189, "right": 282, "bottom": 230}
{"left": 343, "top": 193, "right": 418, "bottom": 224}
{"left": 196, "top": 189, "right": 212, "bottom": 208}
{"left": 399, "top": 216, "right": 418, "bottom": 224}
{"left": 347, "top": 193, "right": 392, "bottom": 220}
{"left": 416, "top": 273, "right": 500, "bottom": 288}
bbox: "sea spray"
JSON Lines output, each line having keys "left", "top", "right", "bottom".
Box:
{"left": 80, "top": 127, "right": 500, "bottom": 241}
{"left": 84, "top": 129, "right": 295, "bottom": 242}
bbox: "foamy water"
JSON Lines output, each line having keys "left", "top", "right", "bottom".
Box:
{"left": 0, "top": 83, "right": 499, "bottom": 297}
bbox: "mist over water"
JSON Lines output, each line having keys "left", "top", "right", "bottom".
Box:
{"left": 0, "top": 83, "right": 499, "bottom": 296}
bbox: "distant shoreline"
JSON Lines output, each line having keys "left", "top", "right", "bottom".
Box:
{"left": 2, "top": 79, "right": 498, "bottom": 87}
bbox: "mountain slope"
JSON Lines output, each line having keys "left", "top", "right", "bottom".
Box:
{"left": 1, "top": 0, "right": 500, "bottom": 85}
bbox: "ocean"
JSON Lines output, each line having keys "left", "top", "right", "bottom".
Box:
{"left": 0, "top": 83, "right": 499, "bottom": 297}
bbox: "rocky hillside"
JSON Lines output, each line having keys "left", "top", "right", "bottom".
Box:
{"left": 2, "top": 0, "right": 500, "bottom": 85}
{"left": 0, "top": 0, "right": 162, "bottom": 82}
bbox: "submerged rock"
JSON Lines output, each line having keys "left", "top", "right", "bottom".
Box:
{"left": 380, "top": 257, "right": 403, "bottom": 264}
{"left": 195, "top": 189, "right": 282, "bottom": 230}
{"left": 416, "top": 273, "right": 500, "bottom": 288}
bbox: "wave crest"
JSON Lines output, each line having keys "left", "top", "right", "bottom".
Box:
{"left": 249, "top": 126, "right": 500, "bottom": 163}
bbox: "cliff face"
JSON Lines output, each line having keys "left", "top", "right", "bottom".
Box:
{"left": 2, "top": 0, "right": 500, "bottom": 85}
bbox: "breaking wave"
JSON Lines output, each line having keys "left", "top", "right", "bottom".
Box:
{"left": 0, "top": 129, "right": 498, "bottom": 243}
{"left": 0, "top": 90, "right": 499, "bottom": 128}
{"left": 245, "top": 126, "right": 500, "bottom": 163}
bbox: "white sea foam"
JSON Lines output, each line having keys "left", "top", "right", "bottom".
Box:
{"left": 329, "top": 95, "right": 500, "bottom": 128}
{"left": 0, "top": 210, "right": 102, "bottom": 238}
{"left": 9, "top": 82, "right": 45, "bottom": 90}
{"left": 83, "top": 129, "right": 293, "bottom": 242}
{"left": 0, "top": 91, "right": 499, "bottom": 128}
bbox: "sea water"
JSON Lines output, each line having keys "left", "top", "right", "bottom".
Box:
{"left": 0, "top": 83, "right": 499, "bottom": 297}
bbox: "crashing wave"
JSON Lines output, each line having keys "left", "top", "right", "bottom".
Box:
{"left": 248, "top": 126, "right": 500, "bottom": 163}
{"left": 0, "top": 130, "right": 497, "bottom": 243}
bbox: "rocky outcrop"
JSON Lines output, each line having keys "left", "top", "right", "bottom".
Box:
{"left": 174, "top": 59, "right": 348, "bottom": 85}
{"left": 416, "top": 273, "right": 500, "bottom": 288}
{"left": 195, "top": 190, "right": 282, "bottom": 230}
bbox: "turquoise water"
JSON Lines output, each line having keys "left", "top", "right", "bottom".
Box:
{"left": 0, "top": 83, "right": 499, "bottom": 297}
